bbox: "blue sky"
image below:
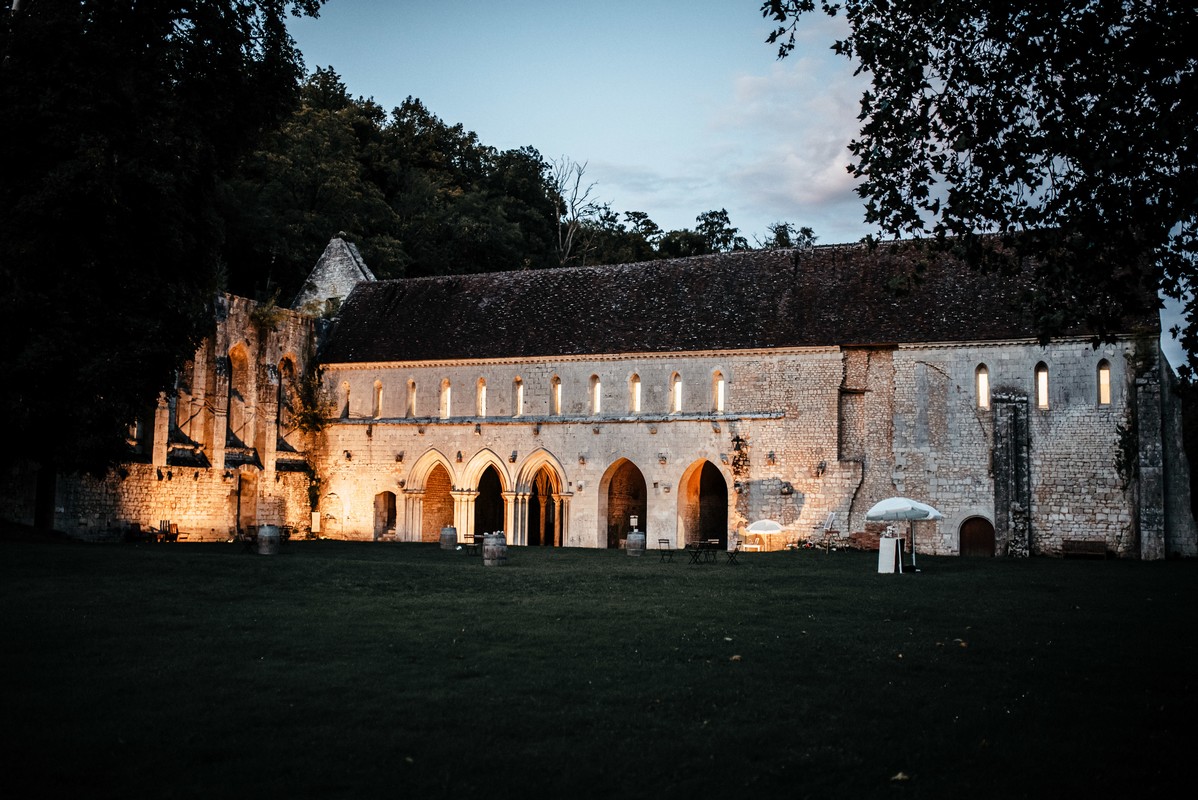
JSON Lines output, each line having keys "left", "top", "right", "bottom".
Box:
{"left": 288, "top": 1, "right": 1184, "bottom": 365}
{"left": 287, "top": 0, "right": 873, "bottom": 246}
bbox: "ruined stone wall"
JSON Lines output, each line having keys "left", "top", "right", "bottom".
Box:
{"left": 46, "top": 294, "right": 319, "bottom": 541}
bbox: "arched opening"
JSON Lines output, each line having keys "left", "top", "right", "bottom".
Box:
{"left": 678, "top": 460, "right": 728, "bottom": 546}
{"left": 1035, "top": 362, "right": 1049, "bottom": 409}
{"left": 373, "top": 380, "right": 383, "bottom": 418}
{"left": 276, "top": 358, "right": 300, "bottom": 452}
{"left": 439, "top": 379, "right": 452, "bottom": 419}
{"left": 405, "top": 379, "right": 416, "bottom": 417}
{"left": 476, "top": 378, "right": 487, "bottom": 417}
{"left": 551, "top": 375, "right": 562, "bottom": 415}
{"left": 228, "top": 346, "right": 251, "bottom": 444}
{"left": 513, "top": 377, "right": 524, "bottom": 417}
{"left": 590, "top": 374, "right": 601, "bottom": 415}
{"left": 339, "top": 381, "right": 351, "bottom": 419}
{"left": 629, "top": 374, "right": 641, "bottom": 414}
{"left": 527, "top": 465, "right": 559, "bottom": 546}
{"left": 599, "top": 458, "right": 647, "bottom": 549}
{"left": 670, "top": 372, "right": 683, "bottom": 414}
{"left": 475, "top": 465, "right": 504, "bottom": 537}
{"left": 959, "top": 516, "right": 996, "bottom": 557}
{"left": 1097, "top": 359, "right": 1112, "bottom": 406}
{"left": 374, "top": 491, "right": 397, "bottom": 539}
{"left": 421, "top": 463, "right": 454, "bottom": 542}
{"left": 712, "top": 370, "right": 725, "bottom": 412}
{"left": 975, "top": 364, "right": 990, "bottom": 410}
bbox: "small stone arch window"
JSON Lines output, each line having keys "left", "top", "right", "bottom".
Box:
{"left": 513, "top": 377, "right": 524, "bottom": 417}
{"left": 476, "top": 378, "right": 487, "bottom": 417}
{"left": 629, "top": 374, "right": 641, "bottom": 414}
{"left": 551, "top": 376, "right": 562, "bottom": 415}
{"left": 372, "top": 380, "right": 383, "bottom": 418}
{"left": 975, "top": 364, "right": 990, "bottom": 410}
{"left": 712, "top": 370, "right": 726, "bottom": 413}
{"left": 439, "top": 379, "right": 452, "bottom": 419}
{"left": 1097, "top": 360, "right": 1111, "bottom": 406}
{"left": 1035, "top": 362, "right": 1049, "bottom": 410}
{"left": 340, "top": 382, "right": 351, "bottom": 419}
{"left": 590, "top": 374, "right": 601, "bottom": 415}
{"left": 405, "top": 379, "right": 416, "bottom": 418}
{"left": 670, "top": 372, "right": 683, "bottom": 414}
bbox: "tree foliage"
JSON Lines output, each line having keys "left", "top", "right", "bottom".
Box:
{"left": 0, "top": 0, "right": 324, "bottom": 474}
{"left": 763, "top": 1, "right": 1198, "bottom": 369}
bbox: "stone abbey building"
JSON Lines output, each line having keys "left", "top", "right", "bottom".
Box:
{"left": 5, "top": 237, "right": 1195, "bottom": 559}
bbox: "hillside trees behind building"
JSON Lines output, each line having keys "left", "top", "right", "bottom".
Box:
{"left": 0, "top": 0, "right": 325, "bottom": 477}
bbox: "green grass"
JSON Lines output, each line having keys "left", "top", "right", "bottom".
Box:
{"left": 2, "top": 535, "right": 1195, "bottom": 799}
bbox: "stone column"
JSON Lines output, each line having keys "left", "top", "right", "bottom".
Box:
{"left": 452, "top": 489, "right": 477, "bottom": 543}
{"left": 403, "top": 490, "right": 425, "bottom": 543}
{"left": 502, "top": 491, "right": 518, "bottom": 543}
{"left": 1136, "top": 373, "right": 1166, "bottom": 560}
{"left": 992, "top": 392, "right": 1030, "bottom": 557}
{"left": 151, "top": 392, "right": 170, "bottom": 467}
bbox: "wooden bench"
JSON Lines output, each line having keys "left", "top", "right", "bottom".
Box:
{"left": 1062, "top": 539, "right": 1107, "bottom": 559}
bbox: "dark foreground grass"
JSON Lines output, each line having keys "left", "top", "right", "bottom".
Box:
{"left": 2, "top": 534, "right": 1195, "bottom": 799}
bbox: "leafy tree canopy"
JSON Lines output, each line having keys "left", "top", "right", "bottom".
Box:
{"left": 0, "top": 0, "right": 324, "bottom": 474}
{"left": 763, "top": 1, "right": 1198, "bottom": 371}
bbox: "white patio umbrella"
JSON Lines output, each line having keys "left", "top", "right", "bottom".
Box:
{"left": 746, "top": 519, "right": 783, "bottom": 534}
{"left": 865, "top": 497, "right": 944, "bottom": 569}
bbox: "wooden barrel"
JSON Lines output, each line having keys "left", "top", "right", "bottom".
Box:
{"left": 439, "top": 526, "right": 458, "bottom": 550}
{"left": 483, "top": 532, "right": 508, "bottom": 566}
{"left": 626, "top": 530, "right": 646, "bottom": 557}
{"left": 257, "top": 525, "right": 280, "bottom": 555}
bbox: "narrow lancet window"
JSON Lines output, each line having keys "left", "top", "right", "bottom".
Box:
{"left": 670, "top": 373, "right": 683, "bottom": 413}
{"left": 551, "top": 376, "right": 562, "bottom": 415}
{"left": 976, "top": 365, "right": 990, "bottom": 410}
{"left": 513, "top": 377, "right": 524, "bottom": 417}
{"left": 1097, "top": 360, "right": 1111, "bottom": 406}
{"left": 439, "top": 379, "right": 452, "bottom": 419}
{"left": 406, "top": 380, "right": 416, "bottom": 418}
{"left": 590, "top": 375, "right": 601, "bottom": 415}
{"left": 373, "top": 380, "right": 383, "bottom": 418}
{"left": 1035, "top": 363, "right": 1049, "bottom": 410}
{"left": 630, "top": 374, "right": 641, "bottom": 414}
{"left": 712, "top": 371, "right": 725, "bottom": 413}
{"left": 477, "top": 378, "right": 487, "bottom": 417}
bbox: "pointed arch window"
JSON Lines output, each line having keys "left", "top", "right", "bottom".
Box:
{"left": 439, "top": 379, "right": 452, "bottom": 419}
{"left": 373, "top": 380, "right": 383, "bottom": 418}
{"left": 1097, "top": 360, "right": 1111, "bottom": 406}
{"left": 405, "top": 379, "right": 416, "bottom": 418}
{"left": 670, "top": 373, "right": 683, "bottom": 414}
{"left": 630, "top": 374, "right": 641, "bottom": 414}
{"left": 590, "top": 374, "right": 601, "bottom": 415}
{"left": 1035, "top": 363, "right": 1049, "bottom": 410}
{"left": 476, "top": 378, "right": 487, "bottom": 417}
{"left": 975, "top": 365, "right": 990, "bottom": 410}
{"left": 513, "top": 377, "right": 524, "bottom": 417}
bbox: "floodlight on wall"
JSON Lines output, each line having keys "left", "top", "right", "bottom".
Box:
{"left": 658, "top": 453, "right": 668, "bottom": 465}
{"left": 648, "top": 425, "right": 657, "bottom": 435}
{"left": 592, "top": 426, "right": 601, "bottom": 434}
{"left": 417, "top": 425, "right": 425, "bottom": 435}
{"left": 344, "top": 450, "right": 352, "bottom": 461}
{"left": 534, "top": 423, "right": 541, "bottom": 435}
{"left": 767, "top": 451, "right": 776, "bottom": 465}
{"left": 578, "top": 455, "right": 586, "bottom": 465}
{"left": 395, "top": 452, "right": 404, "bottom": 463}
{"left": 156, "top": 468, "right": 164, "bottom": 481}
{"left": 814, "top": 460, "right": 826, "bottom": 478}
{"left": 734, "top": 481, "right": 744, "bottom": 493}
{"left": 398, "top": 479, "right": 406, "bottom": 488}
{"left": 474, "top": 424, "right": 481, "bottom": 435}
{"left": 712, "top": 422, "right": 721, "bottom": 433}
{"left": 510, "top": 450, "right": 518, "bottom": 463}
{"left": 720, "top": 453, "right": 729, "bottom": 464}
{"left": 456, "top": 451, "right": 463, "bottom": 463}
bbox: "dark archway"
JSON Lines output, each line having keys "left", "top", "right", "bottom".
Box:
{"left": 475, "top": 465, "right": 504, "bottom": 536}
{"left": 421, "top": 463, "right": 454, "bottom": 542}
{"left": 679, "top": 460, "right": 728, "bottom": 546}
{"left": 527, "top": 466, "right": 558, "bottom": 546}
{"left": 960, "top": 516, "right": 996, "bottom": 557}
{"left": 603, "top": 459, "right": 647, "bottom": 548}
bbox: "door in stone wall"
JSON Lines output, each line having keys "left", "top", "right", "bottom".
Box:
{"left": 421, "top": 464, "right": 454, "bottom": 542}
{"left": 474, "top": 465, "right": 504, "bottom": 537}
{"left": 678, "top": 460, "right": 728, "bottom": 546}
{"left": 374, "top": 491, "right": 397, "bottom": 539}
{"left": 603, "top": 459, "right": 647, "bottom": 549}
{"left": 237, "top": 471, "right": 258, "bottom": 531}
{"left": 527, "top": 467, "right": 558, "bottom": 546}
{"left": 959, "top": 517, "right": 996, "bottom": 557}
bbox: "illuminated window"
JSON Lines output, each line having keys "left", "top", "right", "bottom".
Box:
{"left": 340, "top": 382, "right": 351, "bottom": 419}
{"left": 1035, "top": 363, "right": 1049, "bottom": 409}
{"left": 1097, "top": 360, "right": 1111, "bottom": 406}
{"left": 551, "top": 376, "right": 562, "bottom": 415}
{"left": 712, "top": 371, "right": 725, "bottom": 413}
{"left": 630, "top": 374, "right": 641, "bottom": 414}
{"left": 975, "top": 365, "right": 990, "bottom": 410}
{"left": 590, "top": 375, "right": 601, "bottom": 415}
{"left": 476, "top": 378, "right": 487, "bottom": 417}
{"left": 513, "top": 377, "right": 524, "bottom": 417}
{"left": 405, "top": 380, "right": 416, "bottom": 418}
{"left": 373, "top": 380, "right": 383, "bottom": 418}
{"left": 439, "top": 379, "right": 451, "bottom": 419}
{"left": 670, "top": 373, "right": 683, "bottom": 413}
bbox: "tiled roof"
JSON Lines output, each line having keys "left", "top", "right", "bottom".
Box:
{"left": 319, "top": 243, "right": 1158, "bottom": 364}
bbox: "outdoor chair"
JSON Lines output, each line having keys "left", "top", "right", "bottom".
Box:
{"left": 726, "top": 540, "right": 742, "bottom": 565}
{"left": 237, "top": 527, "right": 258, "bottom": 553}
{"left": 658, "top": 538, "right": 673, "bottom": 563}
{"left": 813, "top": 513, "right": 838, "bottom": 552}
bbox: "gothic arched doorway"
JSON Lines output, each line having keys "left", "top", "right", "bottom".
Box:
{"left": 421, "top": 463, "right": 454, "bottom": 542}
{"left": 475, "top": 465, "right": 504, "bottom": 537}
{"left": 527, "top": 466, "right": 558, "bottom": 546}
{"left": 678, "top": 460, "right": 728, "bottom": 546}
{"left": 959, "top": 516, "right": 996, "bottom": 557}
{"left": 599, "top": 458, "right": 647, "bottom": 548}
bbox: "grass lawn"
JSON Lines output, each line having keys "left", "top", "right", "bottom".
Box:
{"left": 2, "top": 531, "right": 1195, "bottom": 799}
